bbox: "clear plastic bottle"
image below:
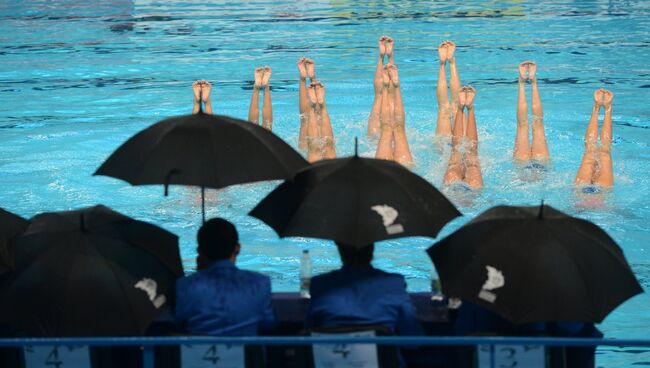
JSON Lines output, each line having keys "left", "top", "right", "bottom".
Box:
{"left": 300, "top": 249, "right": 312, "bottom": 298}
{"left": 431, "top": 268, "right": 444, "bottom": 301}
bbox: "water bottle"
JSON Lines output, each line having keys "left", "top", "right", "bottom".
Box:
{"left": 300, "top": 249, "right": 312, "bottom": 298}
{"left": 431, "top": 269, "right": 444, "bottom": 301}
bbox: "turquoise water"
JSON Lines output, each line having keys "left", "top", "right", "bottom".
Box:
{"left": 1, "top": 0, "right": 649, "bottom": 365}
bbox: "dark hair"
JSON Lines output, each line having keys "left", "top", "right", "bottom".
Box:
{"left": 197, "top": 218, "right": 239, "bottom": 261}
{"left": 335, "top": 242, "right": 374, "bottom": 266}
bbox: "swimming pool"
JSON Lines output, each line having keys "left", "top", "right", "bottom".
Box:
{"left": 1, "top": 0, "right": 649, "bottom": 365}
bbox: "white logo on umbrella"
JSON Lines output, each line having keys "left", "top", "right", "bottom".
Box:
{"left": 135, "top": 278, "right": 167, "bottom": 309}
{"left": 371, "top": 205, "right": 404, "bottom": 235}
{"left": 478, "top": 265, "right": 505, "bottom": 303}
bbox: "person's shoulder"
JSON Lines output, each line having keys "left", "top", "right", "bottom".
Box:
{"left": 176, "top": 272, "right": 199, "bottom": 287}
{"left": 371, "top": 268, "right": 406, "bottom": 282}
{"left": 311, "top": 269, "right": 342, "bottom": 283}
{"left": 236, "top": 268, "right": 271, "bottom": 284}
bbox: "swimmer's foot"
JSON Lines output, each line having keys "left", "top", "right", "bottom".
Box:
{"left": 464, "top": 86, "right": 476, "bottom": 108}
{"left": 528, "top": 61, "right": 537, "bottom": 82}
{"left": 593, "top": 89, "right": 604, "bottom": 107}
{"left": 314, "top": 81, "right": 325, "bottom": 106}
{"left": 518, "top": 62, "right": 528, "bottom": 82}
{"left": 438, "top": 41, "right": 448, "bottom": 64}
{"left": 254, "top": 67, "right": 264, "bottom": 88}
{"left": 261, "top": 66, "right": 272, "bottom": 88}
{"left": 307, "top": 82, "right": 318, "bottom": 108}
{"left": 200, "top": 80, "right": 211, "bottom": 103}
{"left": 601, "top": 88, "right": 613, "bottom": 109}
{"left": 379, "top": 35, "right": 388, "bottom": 57}
{"left": 384, "top": 36, "right": 394, "bottom": 57}
{"left": 387, "top": 64, "right": 399, "bottom": 87}
{"left": 458, "top": 87, "right": 467, "bottom": 109}
{"left": 304, "top": 58, "right": 315, "bottom": 80}
{"left": 445, "top": 40, "right": 457, "bottom": 61}
{"left": 297, "top": 57, "right": 308, "bottom": 80}
{"left": 192, "top": 80, "right": 202, "bottom": 102}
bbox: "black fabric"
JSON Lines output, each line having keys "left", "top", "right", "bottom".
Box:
{"left": 0, "top": 205, "right": 183, "bottom": 336}
{"left": 427, "top": 204, "right": 643, "bottom": 324}
{"left": 0, "top": 207, "right": 28, "bottom": 274}
{"left": 94, "top": 112, "right": 308, "bottom": 190}
{"left": 250, "top": 156, "right": 460, "bottom": 247}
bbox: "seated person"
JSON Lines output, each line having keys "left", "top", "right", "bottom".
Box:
{"left": 454, "top": 301, "right": 601, "bottom": 368}
{"left": 175, "top": 218, "right": 276, "bottom": 335}
{"left": 305, "top": 242, "right": 423, "bottom": 336}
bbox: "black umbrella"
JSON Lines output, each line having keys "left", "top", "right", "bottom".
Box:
{"left": 427, "top": 204, "right": 643, "bottom": 324}
{"left": 0, "top": 207, "right": 28, "bottom": 274}
{"left": 94, "top": 112, "right": 309, "bottom": 221}
{"left": 0, "top": 205, "right": 182, "bottom": 336}
{"left": 249, "top": 147, "right": 461, "bottom": 247}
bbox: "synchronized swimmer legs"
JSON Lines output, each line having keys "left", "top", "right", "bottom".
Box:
{"left": 192, "top": 80, "right": 213, "bottom": 115}
{"left": 248, "top": 67, "right": 273, "bottom": 130}
{"left": 373, "top": 37, "right": 413, "bottom": 166}
{"left": 388, "top": 64, "right": 413, "bottom": 166}
{"left": 575, "top": 89, "right": 614, "bottom": 188}
{"left": 368, "top": 36, "right": 394, "bottom": 137}
{"left": 514, "top": 61, "right": 550, "bottom": 162}
{"left": 435, "top": 41, "right": 462, "bottom": 137}
{"left": 443, "top": 86, "right": 483, "bottom": 189}
{"left": 376, "top": 67, "right": 393, "bottom": 160}
{"left": 298, "top": 58, "right": 316, "bottom": 149}
{"left": 305, "top": 80, "right": 336, "bottom": 162}
{"left": 316, "top": 82, "right": 336, "bottom": 159}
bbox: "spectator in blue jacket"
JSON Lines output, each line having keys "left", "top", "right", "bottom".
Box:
{"left": 175, "top": 218, "right": 277, "bottom": 335}
{"left": 305, "top": 242, "right": 423, "bottom": 335}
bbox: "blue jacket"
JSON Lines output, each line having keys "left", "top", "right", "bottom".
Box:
{"left": 175, "top": 260, "right": 277, "bottom": 336}
{"left": 305, "top": 265, "right": 423, "bottom": 336}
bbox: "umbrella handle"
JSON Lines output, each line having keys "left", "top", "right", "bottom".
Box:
{"left": 201, "top": 187, "right": 206, "bottom": 223}
{"left": 164, "top": 170, "right": 180, "bottom": 196}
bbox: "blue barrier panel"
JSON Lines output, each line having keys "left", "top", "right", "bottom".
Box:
{"left": 2, "top": 336, "right": 650, "bottom": 368}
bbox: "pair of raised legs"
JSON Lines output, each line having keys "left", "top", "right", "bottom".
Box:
{"left": 298, "top": 58, "right": 335, "bottom": 162}
{"left": 575, "top": 89, "right": 614, "bottom": 187}
{"left": 514, "top": 61, "right": 550, "bottom": 162}
{"left": 248, "top": 66, "right": 273, "bottom": 130}
{"left": 192, "top": 80, "right": 213, "bottom": 115}
{"left": 371, "top": 36, "right": 413, "bottom": 166}
{"left": 298, "top": 57, "right": 316, "bottom": 150}
{"left": 443, "top": 86, "right": 483, "bottom": 189}
{"left": 435, "top": 41, "right": 462, "bottom": 137}
{"left": 368, "top": 36, "right": 394, "bottom": 137}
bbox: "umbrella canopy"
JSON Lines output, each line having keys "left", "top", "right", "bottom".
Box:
{"left": 0, "top": 208, "right": 29, "bottom": 274}
{"left": 94, "top": 112, "right": 308, "bottom": 190}
{"left": 0, "top": 205, "right": 182, "bottom": 336}
{"left": 427, "top": 204, "right": 643, "bottom": 324}
{"left": 250, "top": 155, "right": 461, "bottom": 247}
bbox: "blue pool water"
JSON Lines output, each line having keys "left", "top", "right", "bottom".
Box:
{"left": 1, "top": 1, "right": 649, "bottom": 365}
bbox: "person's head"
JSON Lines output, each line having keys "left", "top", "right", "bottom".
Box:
{"left": 335, "top": 242, "right": 374, "bottom": 267}
{"left": 196, "top": 218, "right": 240, "bottom": 270}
